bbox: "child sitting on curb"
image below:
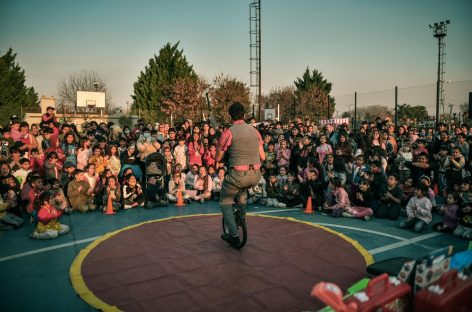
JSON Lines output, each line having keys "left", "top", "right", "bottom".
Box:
{"left": 343, "top": 179, "right": 373, "bottom": 220}
{"left": 122, "top": 174, "right": 144, "bottom": 209}
{"left": 399, "top": 183, "right": 432, "bottom": 233}
{"left": 166, "top": 172, "right": 190, "bottom": 203}
{"left": 31, "top": 192, "right": 69, "bottom": 240}
{"left": 48, "top": 178, "right": 72, "bottom": 214}
{"left": 67, "top": 169, "right": 96, "bottom": 212}
{"left": 376, "top": 174, "right": 403, "bottom": 220}
{"left": 212, "top": 168, "right": 225, "bottom": 201}
{"left": 248, "top": 174, "right": 267, "bottom": 206}
{"left": 103, "top": 176, "right": 122, "bottom": 212}
{"left": 454, "top": 202, "right": 472, "bottom": 240}
{"left": 266, "top": 172, "right": 286, "bottom": 208}
{"left": 0, "top": 191, "right": 24, "bottom": 230}
{"left": 188, "top": 166, "right": 213, "bottom": 203}
{"left": 323, "top": 177, "right": 350, "bottom": 217}
{"left": 433, "top": 193, "right": 460, "bottom": 233}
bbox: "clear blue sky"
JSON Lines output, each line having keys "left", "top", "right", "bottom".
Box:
{"left": 1, "top": 0, "right": 471, "bottom": 114}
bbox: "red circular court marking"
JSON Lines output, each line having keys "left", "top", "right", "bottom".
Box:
{"left": 78, "top": 215, "right": 367, "bottom": 311}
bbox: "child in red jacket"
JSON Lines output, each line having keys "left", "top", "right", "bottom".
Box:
{"left": 30, "top": 192, "right": 69, "bottom": 240}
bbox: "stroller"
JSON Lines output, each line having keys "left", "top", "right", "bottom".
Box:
{"left": 144, "top": 152, "right": 168, "bottom": 208}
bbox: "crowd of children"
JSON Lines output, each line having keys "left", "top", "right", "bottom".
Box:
{"left": 0, "top": 107, "right": 471, "bottom": 241}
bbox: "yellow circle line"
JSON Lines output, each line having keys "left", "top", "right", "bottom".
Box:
{"left": 69, "top": 213, "right": 373, "bottom": 311}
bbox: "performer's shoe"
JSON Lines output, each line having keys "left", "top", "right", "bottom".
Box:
{"left": 221, "top": 233, "right": 241, "bottom": 247}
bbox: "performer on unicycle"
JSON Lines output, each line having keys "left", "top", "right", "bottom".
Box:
{"left": 216, "top": 102, "right": 266, "bottom": 247}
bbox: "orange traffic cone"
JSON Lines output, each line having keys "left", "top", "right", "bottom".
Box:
{"left": 304, "top": 196, "right": 314, "bottom": 214}
{"left": 175, "top": 190, "right": 185, "bottom": 207}
{"left": 104, "top": 193, "right": 116, "bottom": 215}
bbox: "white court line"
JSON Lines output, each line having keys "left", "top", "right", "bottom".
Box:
{"left": 251, "top": 210, "right": 409, "bottom": 241}
{"left": 0, "top": 236, "right": 99, "bottom": 263}
{"left": 313, "top": 223, "right": 407, "bottom": 241}
{"left": 367, "top": 232, "right": 442, "bottom": 255}
{"left": 0, "top": 210, "right": 439, "bottom": 262}
{"left": 252, "top": 208, "right": 299, "bottom": 214}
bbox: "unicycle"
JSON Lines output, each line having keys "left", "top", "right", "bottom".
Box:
{"left": 222, "top": 205, "right": 247, "bottom": 249}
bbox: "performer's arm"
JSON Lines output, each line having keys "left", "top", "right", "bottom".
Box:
{"left": 216, "top": 129, "right": 232, "bottom": 163}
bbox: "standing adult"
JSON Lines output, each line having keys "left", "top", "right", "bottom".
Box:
{"left": 216, "top": 102, "right": 265, "bottom": 247}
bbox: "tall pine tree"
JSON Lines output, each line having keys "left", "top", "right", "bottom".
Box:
{"left": 0, "top": 48, "right": 39, "bottom": 125}
{"left": 131, "top": 42, "right": 197, "bottom": 122}
{"left": 294, "top": 67, "right": 335, "bottom": 121}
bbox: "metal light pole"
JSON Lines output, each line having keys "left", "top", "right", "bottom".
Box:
{"left": 429, "top": 20, "right": 450, "bottom": 129}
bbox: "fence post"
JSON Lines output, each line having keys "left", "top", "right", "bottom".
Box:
{"left": 354, "top": 92, "right": 357, "bottom": 130}
{"left": 327, "top": 96, "right": 330, "bottom": 119}
{"left": 395, "top": 86, "right": 398, "bottom": 128}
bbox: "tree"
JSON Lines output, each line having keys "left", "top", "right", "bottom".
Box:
{"left": 261, "top": 86, "right": 295, "bottom": 122}
{"left": 0, "top": 48, "right": 39, "bottom": 125}
{"left": 57, "top": 70, "right": 117, "bottom": 114}
{"left": 294, "top": 67, "right": 335, "bottom": 122}
{"left": 209, "top": 74, "right": 251, "bottom": 123}
{"left": 131, "top": 42, "right": 197, "bottom": 123}
{"left": 397, "top": 104, "right": 428, "bottom": 124}
{"left": 351, "top": 105, "right": 392, "bottom": 121}
{"left": 161, "top": 77, "right": 210, "bottom": 122}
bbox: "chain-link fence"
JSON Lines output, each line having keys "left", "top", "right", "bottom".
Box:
{"left": 334, "top": 80, "right": 472, "bottom": 128}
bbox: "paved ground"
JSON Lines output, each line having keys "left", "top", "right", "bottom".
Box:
{"left": 0, "top": 201, "right": 469, "bottom": 311}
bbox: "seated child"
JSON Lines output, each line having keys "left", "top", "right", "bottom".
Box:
{"left": 61, "top": 161, "right": 76, "bottom": 190}
{"left": 89, "top": 146, "right": 107, "bottom": 175}
{"left": 31, "top": 192, "right": 69, "bottom": 240}
{"left": 13, "top": 158, "right": 31, "bottom": 188}
{"left": 323, "top": 177, "right": 350, "bottom": 217}
{"left": 266, "top": 172, "right": 286, "bottom": 208}
{"left": 301, "top": 168, "right": 325, "bottom": 210}
{"left": 376, "top": 173, "right": 403, "bottom": 220}
{"left": 399, "top": 183, "right": 432, "bottom": 233}
{"left": 349, "top": 155, "right": 369, "bottom": 196}
{"left": 94, "top": 170, "right": 112, "bottom": 208}
{"left": 453, "top": 202, "right": 472, "bottom": 240}
{"left": 103, "top": 176, "right": 122, "bottom": 212}
{"left": 0, "top": 191, "right": 24, "bottom": 230}
{"left": 248, "top": 174, "right": 267, "bottom": 205}
{"left": 67, "top": 169, "right": 96, "bottom": 212}
{"left": 459, "top": 177, "right": 472, "bottom": 205}
{"left": 263, "top": 142, "right": 277, "bottom": 170}
{"left": 174, "top": 164, "right": 186, "bottom": 182}
{"left": 278, "top": 171, "right": 303, "bottom": 207}
{"left": 166, "top": 172, "right": 189, "bottom": 203}
{"left": 277, "top": 166, "right": 288, "bottom": 185}
{"left": 185, "top": 164, "right": 199, "bottom": 190}
{"left": 44, "top": 151, "right": 61, "bottom": 181}
{"left": 188, "top": 166, "right": 213, "bottom": 203}
{"left": 84, "top": 163, "right": 100, "bottom": 196}
{"left": 122, "top": 174, "right": 144, "bottom": 209}
{"left": 26, "top": 175, "right": 43, "bottom": 215}
{"left": 48, "top": 178, "right": 72, "bottom": 214}
{"left": 419, "top": 175, "right": 437, "bottom": 207}
{"left": 29, "top": 148, "right": 44, "bottom": 176}
{"left": 145, "top": 175, "right": 168, "bottom": 207}
{"left": 207, "top": 166, "right": 217, "bottom": 179}
{"left": 212, "top": 168, "right": 225, "bottom": 201}
{"left": 343, "top": 179, "right": 373, "bottom": 220}
{"left": 400, "top": 177, "right": 415, "bottom": 207}
{"left": 433, "top": 193, "right": 460, "bottom": 233}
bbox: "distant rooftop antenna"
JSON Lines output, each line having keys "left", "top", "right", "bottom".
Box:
{"left": 429, "top": 20, "right": 450, "bottom": 128}
{"left": 249, "top": 0, "right": 261, "bottom": 121}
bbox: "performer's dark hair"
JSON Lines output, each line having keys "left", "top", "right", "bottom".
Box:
{"left": 228, "top": 102, "right": 245, "bottom": 121}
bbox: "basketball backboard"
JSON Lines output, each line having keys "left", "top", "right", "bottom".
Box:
{"left": 76, "top": 91, "right": 106, "bottom": 108}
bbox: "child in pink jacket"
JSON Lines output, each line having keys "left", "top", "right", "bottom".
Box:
{"left": 323, "top": 177, "right": 350, "bottom": 217}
